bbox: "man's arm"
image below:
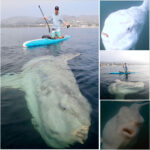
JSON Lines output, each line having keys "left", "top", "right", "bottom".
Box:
{"left": 43, "top": 16, "right": 48, "bottom": 20}
{"left": 60, "top": 16, "right": 70, "bottom": 28}
{"left": 43, "top": 16, "right": 53, "bottom": 23}
{"left": 63, "top": 22, "right": 70, "bottom": 28}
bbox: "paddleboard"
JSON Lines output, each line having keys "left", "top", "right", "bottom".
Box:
{"left": 110, "top": 72, "right": 136, "bottom": 74}
{"left": 23, "top": 35, "right": 71, "bottom": 47}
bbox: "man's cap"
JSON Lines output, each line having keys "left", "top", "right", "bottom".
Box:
{"left": 55, "top": 6, "right": 59, "bottom": 10}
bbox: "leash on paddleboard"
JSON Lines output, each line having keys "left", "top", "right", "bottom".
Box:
{"left": 38, "top": 5, "right": 51, "bottom": 33}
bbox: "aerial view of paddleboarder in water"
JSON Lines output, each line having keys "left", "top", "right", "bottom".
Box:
{"left": 100, "top": 50, "right": 149, "bottom": 100}
{"left": 100, "top": 0, "right": 149, "bottom": 50}
{"left": 1, "top": 0, "right": 98, "bottom": 149}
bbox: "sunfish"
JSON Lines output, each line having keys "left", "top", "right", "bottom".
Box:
{"left": 108, "top": 79, "right": 144, "bottom": 99}
{"left": 101, "top": 0, "right": 149, "bottom": 50}
{"left": 102, "top": 102, "right": 149, "bottom": 149}
{"left": 1, "top": 53, "right": 92, "bottom": 148}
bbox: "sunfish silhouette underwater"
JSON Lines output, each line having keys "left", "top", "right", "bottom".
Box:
{"left": 1, "top": 54, "right": 92, "bottom": 148}
{"left": 102, "top": 102, "right": 149, "bottom": 149}
{"left": 101, "top": 0, "right": 149, "bottom": 50}
{"left": 108, "top": 79, "right": 144, "bottom": 99}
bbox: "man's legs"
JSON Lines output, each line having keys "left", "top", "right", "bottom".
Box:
{"left": 51, "top": 30, "right": 56, "bottom": 38}
{"left": 56, "top": 29, "right": 64, "bottom": 39}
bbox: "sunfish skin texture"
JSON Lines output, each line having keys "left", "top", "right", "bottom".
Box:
{"left": 108, "top": 79, "right": 144, "bottom": 99}
{"left": 101, "top": 0, "right": 149, "bottom": 50}
{"left": 1, "top": 53, "right": 92, "bottom": 148}
{"left": 102, "top": 102, "right": 148, "bottom": 149}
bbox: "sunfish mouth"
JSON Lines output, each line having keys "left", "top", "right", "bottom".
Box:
{"left": 122, "top": 128, "right": 135, "bottom": 138}
{"left": 72, "top": 125, "right": 90, "bottom": 144}
{"left": 102, "top": 32, "right": 109, "bottom": 38}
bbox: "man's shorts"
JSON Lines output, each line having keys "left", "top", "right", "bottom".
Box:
{"left": 51, "top": 29, "right": 62, "bottom": 38}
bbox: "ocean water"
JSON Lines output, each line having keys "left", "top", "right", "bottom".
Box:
{"left": 1, "top": 27, "right": 98, "bottom": 149}
{"left": 100, "top": 64, "right": 149, "bottom": 99}
{"left": 101, "top": 101, "right": 150, "bottom": 149}
{"left": 100, "top": 1, "right": 149, "bottom": 50}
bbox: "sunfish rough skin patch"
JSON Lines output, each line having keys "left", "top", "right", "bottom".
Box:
{"left": 101, "top": 0, "right": 149, "bottom": 50}
{"left": 1, "top": 53, "right": 91, "bottom": 148}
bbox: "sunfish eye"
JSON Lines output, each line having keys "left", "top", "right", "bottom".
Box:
{"left": 127, "top": 27, "right": 132, "bottom": 32}
{"left": 59, "top": 103, "right": 67, "bottom": 111}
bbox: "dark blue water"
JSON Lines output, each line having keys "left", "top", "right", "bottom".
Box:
{"left": 100, "top": 1, "right": 149, "bottom": 50}
{"left": 1, "top": 27, "right": 98, "bottom": 149}
{"left": 100, "top": 64, "right": 149, "bottom": 99}
{"left": 101, "top": 101, "right": 150, "bottom": 149}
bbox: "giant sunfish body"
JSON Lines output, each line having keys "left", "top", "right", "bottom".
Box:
{"left": 101, "top": 0, "right": 149, "bottom": 50}
{"left": 102, "top": 102, "right": 149, "bottom": 149}
{"left": 1, "top": 54, "right": 91, "bottom": 148}
{"left": 108, "top": 79, "right": 144, "bottom": 99}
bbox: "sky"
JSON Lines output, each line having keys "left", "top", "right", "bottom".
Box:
{"left": 1, "top": 0, "right": 98, "bottom": 19}
{"left": 100, "top": 51, "right": 149, "bottom": 65}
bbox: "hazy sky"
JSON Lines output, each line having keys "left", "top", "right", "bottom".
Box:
{"left": 2, "top": 0, "right": 98, "bottom": 19}
{"left": 100, "top": 51, "right": 149, "bottom": 65}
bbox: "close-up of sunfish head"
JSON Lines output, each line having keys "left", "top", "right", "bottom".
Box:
{"left": 101, "top": 0, "right": 149, "bottom": 50}
{"left": 1, "top": 53, "right": 92, "bottom": 148}
{"left": 102, "top": 102, "right": 149, "bottom": 149}
{"left": 108, "top": 79, "right": 144, "bottom": 99}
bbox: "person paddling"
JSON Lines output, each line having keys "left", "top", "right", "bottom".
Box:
{"left": 43, "top": 6, "right": 70, "bottom": 39}
{"left": 123, "top": 63, "right": 128, "bottom": 73}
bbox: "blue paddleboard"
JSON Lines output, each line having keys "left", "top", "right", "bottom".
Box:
{"left": 110, "top": 72, "right": 136, "bottom": 74}
{"left": 23, "top": 35, "right": 71, "bottom": 47}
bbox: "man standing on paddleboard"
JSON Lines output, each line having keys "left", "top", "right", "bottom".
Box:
{"left": 44, "top": 6, "right": 70, "bottom": 39}
{"left": 123, "top": 63, "right": 128, "bottom": 73}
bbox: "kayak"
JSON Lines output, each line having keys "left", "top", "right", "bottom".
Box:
{"left": 110, "top": 72, "right": 136, "bottom": 74}
{"left": 23, "top": 35, "right": 71, "bottom": 47}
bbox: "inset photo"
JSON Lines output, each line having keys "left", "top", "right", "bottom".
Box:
{"left": 100, "top": 101, "right": 150, "bottom": 149}
{"left": 100, "top": 51, "right": 149, "bottom": 100}
{"left": 100, "top": 0, "right": 149, "bottom": 50}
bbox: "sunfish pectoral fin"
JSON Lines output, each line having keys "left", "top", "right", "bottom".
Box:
{"left": 57, "top": 53, "right": 80, "bottom": 63}
{"left": 1, "top": 73, "right": 22, "bottom": 89}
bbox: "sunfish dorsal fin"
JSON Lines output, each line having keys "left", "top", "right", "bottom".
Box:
{"left": 115, "top": 79, "right": 121, "bottom": 83}
{"left": 56, "top": 53, "right": 80, "bottom": 63}
{"left": 130, "top": 102, "right": 149, "bottom": 111}
{"left": 140, "top": 0, "right": 149, "bottom": 11}
{"left": 54, "top": 53, "right": 80, "bottom": 68}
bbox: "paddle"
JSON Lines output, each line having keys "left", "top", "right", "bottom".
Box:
{"left": 38, "top": 5, "right": 51, "bottom": 33}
